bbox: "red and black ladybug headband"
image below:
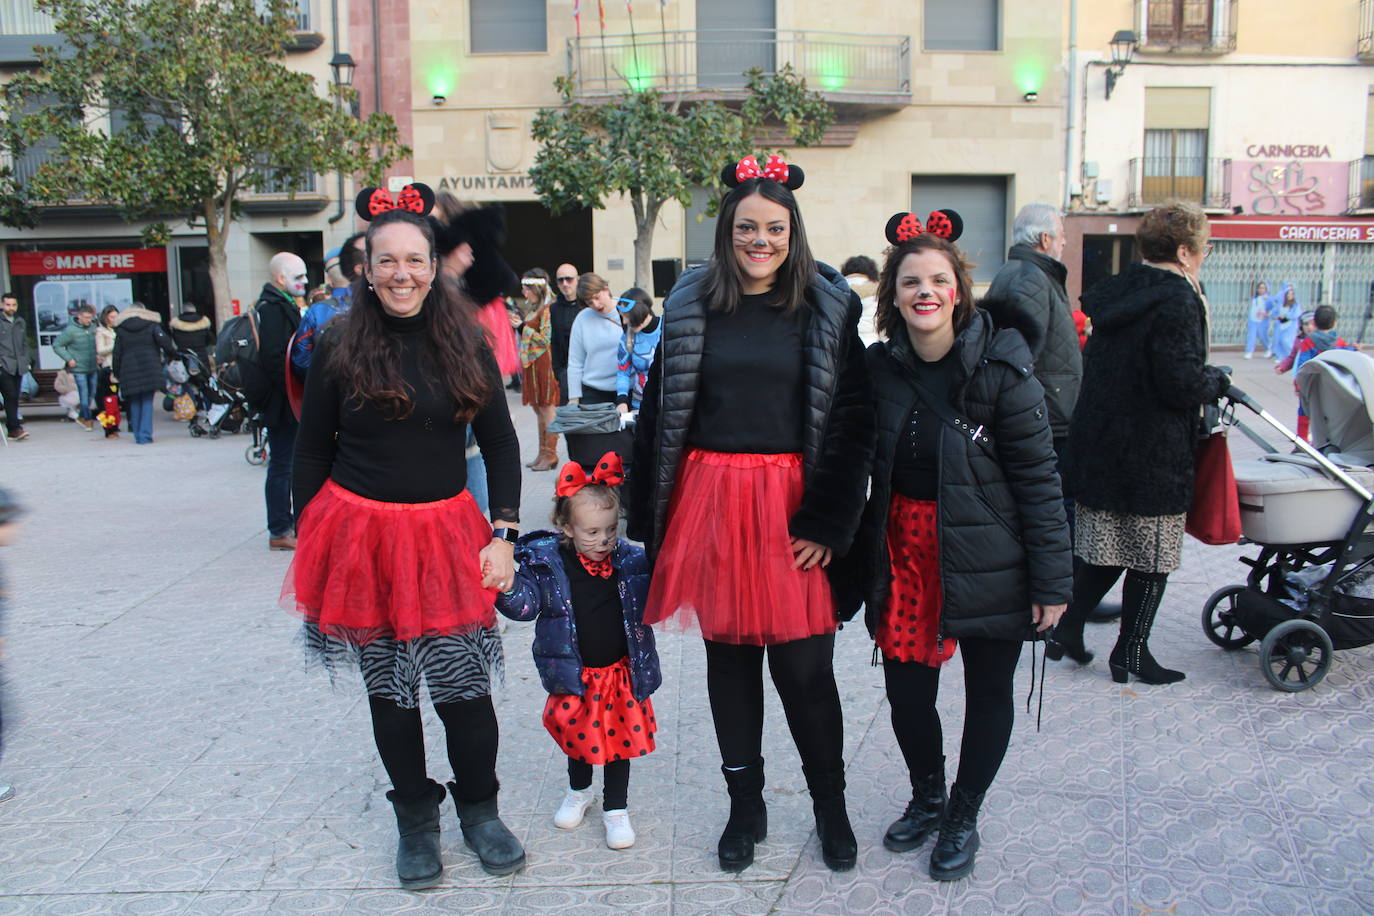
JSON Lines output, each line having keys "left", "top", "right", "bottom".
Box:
{"left": 885, "top": 209, "right": 964, "bottom": 245}
{"left": 720, "top": 154, "right": 805, "bottom": 192}
{"left": 355, "top": 183, "right": 437, "bottom": 221}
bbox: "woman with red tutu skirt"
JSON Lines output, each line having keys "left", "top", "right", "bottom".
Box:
{"left": 835, "top": 214, "right": 1071, "bottom": 881}
{"left": 627, "top": 155, "right": 875, "bottom": 874}
{"left": 283, "top": 185, "right": 526, "bottom": 887}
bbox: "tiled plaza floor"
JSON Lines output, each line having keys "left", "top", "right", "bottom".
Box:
{"left": 1, "top": 352, "right": 1372, "bottom": 914}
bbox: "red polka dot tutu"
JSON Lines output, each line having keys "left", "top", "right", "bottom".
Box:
{"left": 544, "top": 658, "right": 656, "bottom": 765}
{"left": 877, "top": 494, "right": 957, "bottom": 666}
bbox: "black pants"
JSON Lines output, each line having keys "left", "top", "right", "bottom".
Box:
{"left": 368, "top": 694, "right": 500, "bottom": 803}
{"left": 883, "top": 636, "right": 1022, "bottom": 795}
{"left": 569, "top": 757, "right": 631, "bottom": 810}
{"left": 704, "top": 633, "right": 844, "bottom": 773}
{"left": 0, "top": 371, "right": 22, "bottom": 435}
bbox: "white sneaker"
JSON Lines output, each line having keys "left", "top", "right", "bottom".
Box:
{"left": 0, "top": 785, "right": 13, "bottom": 803}
{"left": 603, "top": 809, "right": 635, "bottom": 849}
{"left": 553, "top": 787, "right": 596, "bottom": 829}
{"left": 1244, "top": 352, "right": 1253, "bottom": 359}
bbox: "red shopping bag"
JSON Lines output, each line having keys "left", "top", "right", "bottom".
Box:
{"left": 1185, "top": 431, "right": 1241, "bottom": 545}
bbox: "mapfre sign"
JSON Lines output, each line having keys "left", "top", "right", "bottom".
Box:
{"left": 8, "top": 248, "right": 169, "bottom": 275}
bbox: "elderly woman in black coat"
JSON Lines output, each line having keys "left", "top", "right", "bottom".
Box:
{"left": 838, "top": 213, "right": 1071, "bottom": 881}
{"left": 1049, "top": 202, "right": 1229, "bottom": 685}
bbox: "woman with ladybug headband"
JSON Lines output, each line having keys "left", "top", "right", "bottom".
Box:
{"left": 282, "top": 184, "right": 526, "bottom": 887}
{"left": 835, "top": 212, "right": 1071, "bottom": 880}
{"left": 628, "top": 154, "right": 876, "bottom": 873}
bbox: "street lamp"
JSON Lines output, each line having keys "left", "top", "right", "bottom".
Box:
{"left": 1105, "top": 30, "right": 1138, "bottom": 100}
{"left": 329, "top": 51, "right": 356, "bottom": 90}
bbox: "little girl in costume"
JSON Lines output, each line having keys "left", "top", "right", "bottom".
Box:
{"left": 496, "top": 452, "right": 660, "bottom": 849}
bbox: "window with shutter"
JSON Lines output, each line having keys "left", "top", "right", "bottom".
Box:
{"left": 910, "top": 176, "right": 1008, "bottom": 282}
{"left": 470, "top": 0, "right": 546, "bottom": 54}
{"left": 924, "top": 0, "right": 1000, "bottom": 51}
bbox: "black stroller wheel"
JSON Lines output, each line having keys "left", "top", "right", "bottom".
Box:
{"left": 1202, "top": 585, "right": 1257, "bottom": 649}
{"left": 245, "top": 444, "right": 268, "bottom": 466}
{"left": 1259, "top": 619, "right": 1333, "bottom": 693}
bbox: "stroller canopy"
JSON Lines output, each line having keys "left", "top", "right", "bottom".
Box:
{"left": 1298, "top": 349, "right": 1374, "bottom": 465}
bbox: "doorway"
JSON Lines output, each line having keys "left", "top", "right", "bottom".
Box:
{"left": 1081, "top": 235, "right": 1137, "bottom": 299}
{"left": 497, "top": 202, "right": 594, "bottom": 291}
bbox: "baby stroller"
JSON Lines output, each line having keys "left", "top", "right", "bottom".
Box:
{"left": 181, "top": 351, "right": 251, "bottom": 439}
{"left": 1201, "top": 350, "right": 1374, "bottom": 691}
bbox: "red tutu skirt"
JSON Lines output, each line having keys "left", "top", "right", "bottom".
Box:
{"left": 877, "top": 495, "right": 956, "bottom": 666}
{"left": 281, "top": 480, "right": 497, "bottom": 644}
{"left": 544, "top": 659, "right": 657, "bottom": 765}
{"left": 478, "top": 299, "right": 521, "bottom": 376}
{"left": 644, "top": 449, "right": 836, "bottom": 645}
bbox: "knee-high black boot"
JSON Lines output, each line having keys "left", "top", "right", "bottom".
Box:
{"left": 802, "top": 764, "right": 857, "bottom": 872}
{"left": 718, "top": 758, "right": 768, "bottom": 873}
{"left": 1108, "top": 571, "right": 1184, "bottom": 685}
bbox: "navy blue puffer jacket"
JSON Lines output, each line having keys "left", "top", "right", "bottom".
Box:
{"left": 495, "top": 532, "right": 661, "bottom": 701}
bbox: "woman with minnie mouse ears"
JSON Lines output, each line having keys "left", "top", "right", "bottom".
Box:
{"left": 832, "top": 212, "right": 1071, "bottom": 880}
{"left": 283, "top": 184, "right": 526, "bottom": 886}
{"left": 495, "top": 452, "right": 661, "bottom": 851}
{"left": 628, "top": 154, "right": 876, "bottom": 874}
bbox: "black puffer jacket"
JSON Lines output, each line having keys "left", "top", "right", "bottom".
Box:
{"left": 1064, "top": 263, "right": 1229, "bottom": 517}
{"left": 983, "top": 245, "right": 1081, "bottom": 439}
{"left": 253, "top": 283, "right": 302, "bottom": 428}
{"left": 835, "top": 309, "right": 1072, "bottom": 641}
{"left": 112, "top": 306, "right": 177, "bottom": 396}
{"left": 628, "top": 263, "right": 876, "bottom": 565}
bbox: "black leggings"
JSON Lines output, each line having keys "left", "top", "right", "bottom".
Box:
{"left": 883, "top": 637, "right": 1023, "bottom": 795}
{"left": 568, "top": 758, "right": 631, "bottom": 810}
{"left": 368, "top": 694, "right": 499, "bottom": 803}
{"left": 704, "top": 633, "right": 843, "bottom": 773}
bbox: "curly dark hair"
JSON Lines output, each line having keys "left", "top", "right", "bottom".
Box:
{"left": 874, "top": 235, "right": 977, "bottom": 342}
{"left": 1137, "top": 201, "right": 1209, "bottom": 264}
{"left": 840, "top": 255, "right": 878, "bottom": 281}
{"left": 327, "top": 209, "right": 492, "bottom": 421}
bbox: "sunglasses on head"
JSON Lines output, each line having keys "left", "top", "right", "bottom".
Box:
{"left": 615, "top": 297, "right": 640, "bottom": 313}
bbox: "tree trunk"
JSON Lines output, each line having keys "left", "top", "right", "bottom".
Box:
{"left": 631, "top": 194, "right": 663, "bottom": 292}
{"left": 204, "top": 194, "right": 233, "bottom": 325}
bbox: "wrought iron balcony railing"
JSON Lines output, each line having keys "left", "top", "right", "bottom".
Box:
{"left": 1135, "top": 0, "right": 1237, "bottom": 54}
{"left": 1361, "top": 0, "right": 1374, "bottom": 58}
{"left": 566, "top": 29, "right": 910, "bottom": 101}
{"left": 1348, "top": 156, "right": 1374, "bottom": 212}
{"left": 1128, "top": 156, "right": 1232, "bottom": 209}
{"left": 246, "top": 168, "right": 318, "bottom": 196}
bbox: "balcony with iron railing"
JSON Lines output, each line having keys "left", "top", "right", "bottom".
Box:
{"left": 1348, "top": 156, "right": 1374, "bottom": 212}
{"left": 3, "top": 0, "right": 320, "bottom": 54}
{"left": 1361, "top": 0, "right": 1374, "bottom": 58}
{"left": 1135, "top": 0, "right": 1238, "bottom": 54}
{"left": 1128, "top": 156, "right": 1232, "bottom": 209}
{"left": 566, "top": 29, "right": 911, "bottom": 114}
{"left": 241, "top": 167, "right": 328, "bottom": 214}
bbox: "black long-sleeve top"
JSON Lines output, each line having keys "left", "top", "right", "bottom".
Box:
{"left": 561, "top": 544, "right": 629, "bottom": 668}
{"left": 687, "top": 293, "right": 806, "bottom": 454}
{"left": 890, "top": 348, "right": 957, "bottom": 502}
{"left": 292, "top": 312, "right": 521, "bottom": 522}
{"left": 549, "top": 294, "right": 584, "bottom": 377}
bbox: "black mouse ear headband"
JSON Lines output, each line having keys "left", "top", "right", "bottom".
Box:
{"left": 719, "top": 154, "right": 805, "bottom": 191}
{"left": 355, "top": 182, "right": 436, "bottom": 221}
{"left": 884, "top": 209, "right": 964, "bottom": 245}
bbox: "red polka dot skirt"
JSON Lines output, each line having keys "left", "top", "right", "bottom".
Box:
{"left": 877, "top": 495, "right": 957, "bottom": 667}
{"left": 543, "top": 658, "right": 657, "bottom": 766}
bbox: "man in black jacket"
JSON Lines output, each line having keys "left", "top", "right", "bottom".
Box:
{"left": 255, "top": 252, "right": 306, "bottom": 550}
{"left": 984, "top": 205, "right": 1117, "bottom": 621}
{"left": 0, "top": 293, "right": 32, "bottom": 441}
{"left": 548, "top": 263, "right": 584, "bottom": 406}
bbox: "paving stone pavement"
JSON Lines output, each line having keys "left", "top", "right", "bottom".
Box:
{"left": 1, "top": 353, "right": 1372, "bottom": 915}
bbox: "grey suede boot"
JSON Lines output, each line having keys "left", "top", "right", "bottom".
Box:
{"left": 385, "top": 780, "right": 446, "bottom": 889}
{"left": 449, "top": 781, "right": 527, "bottom": 875}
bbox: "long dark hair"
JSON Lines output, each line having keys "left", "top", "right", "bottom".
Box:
{"left": 703, "top": 179, "right": 817, "bottom": 315}
{"left": 875, "top": 235, "right": 977, "bottom": 342}
{"left": 328, "top": 210, "right": 492, "bottom": 421}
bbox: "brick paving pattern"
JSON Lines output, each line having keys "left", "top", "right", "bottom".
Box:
{"left": 1, "top": 355, "right": 1371, "bottom": 914}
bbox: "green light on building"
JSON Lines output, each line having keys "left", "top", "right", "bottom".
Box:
{"left": 624, "top": 54, "right": 655, "bottom": 92}
{"left": 816, "top": 51, "right": 848, "bottom": 91}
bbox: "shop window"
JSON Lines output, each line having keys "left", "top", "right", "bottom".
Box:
{"left": 470, "top": 0, "right": 546, "bottom": 54}
{"left": 924, "top": 0, "right": 999, "bottom": 51}
{"left": 910, "top": 175, "right": 1008, "bottom": 282}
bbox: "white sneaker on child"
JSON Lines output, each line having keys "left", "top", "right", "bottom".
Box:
{"left": 554, "top": 787, "right": 596, "bottom": 829}
{"left": 603, "top": 809, "right": 635, "bottom": 849}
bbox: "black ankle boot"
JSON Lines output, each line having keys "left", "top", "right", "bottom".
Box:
{"left": 803, "top": 765, "right": 858, "bottom": 872}
{"left": 883, "top": 766, "right": 946, "bottom": 852}
{"left": 386, "top": 780, "right": 446, "bottom": 889}
{"left": 929, "top": 784, "right": 985, "bottom": 880}
{"left": 718, "top": 758, "right": 768, "bottom": 873}
{"left": 1108, "top": 573, "right": 1184, "bottom": 685}
{"left": 449, "top": 781, "right": 527, "bottom": 875}
{"left": 1045, "top": 626, "right": 1094, "bottom": 665}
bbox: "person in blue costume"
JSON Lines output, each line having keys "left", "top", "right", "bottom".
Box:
{"left": 1244, "top": 281, "right": 1271, "bottom": 359}
{"left": 1269, "top": 282, "right": 1301, "bottom": 362}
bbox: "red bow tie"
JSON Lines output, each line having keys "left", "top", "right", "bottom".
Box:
{"left": 578, "top": 554, "right": 614, "bottom": 578}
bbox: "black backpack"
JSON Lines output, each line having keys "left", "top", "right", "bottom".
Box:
{"left": 214, "top": 309, "right": 269, "bottom": 405}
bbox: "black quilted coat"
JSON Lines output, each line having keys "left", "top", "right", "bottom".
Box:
{"left": 627, "top": 263, "right": 876, "bottom": 572}
{"left": 1064, "top": 263, "right": 1230, "bottom": 517}
{"left": 835, "top": 309, "right": 1072, "bottom": 641}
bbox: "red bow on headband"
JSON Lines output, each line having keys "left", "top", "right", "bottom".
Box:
{"left": 885, "top": 209, "right": 965, "bottom": 244}
{"left": 735, "top": 154, "right": 791, "bottom": 185}
{"left": 555, "top": 452, "right": 626, "bottom": 498}
{"left": 354, "top": 183, "right": 437, "bottom": 221}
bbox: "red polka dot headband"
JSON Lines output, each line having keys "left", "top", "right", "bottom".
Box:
{"left": 354, "top": 183, "right": 436, "bottom": 221}
{"left": 720, "top": 154, "right": 806, "bottom": 191}
{"left": 885, "top": 209, "right": 965, "bottom": 245}
{"left": 555, "top": 452, "right": 626, "bottom": 498}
